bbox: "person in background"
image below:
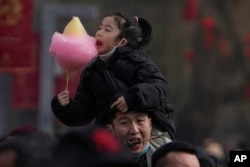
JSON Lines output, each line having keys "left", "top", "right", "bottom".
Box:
{"left": 48, "top": 126, "right": 138, "bottom": 167}
{"left": 51, "top": 11, "right": 176, "bottom": 143}
{"left": 151, "top": 141, "right": 200, "bottom": 167}
{"left": 195, "top": 147, "right": 216, "bottom": 167}
{"left": 201, "top": 138, "right": 226, "bottom": 166}
{"left": 0, "top": 127, "right": 55, "bottom": 167}
{"left": 5, "top": 123, "right": 37, "bottom": 140}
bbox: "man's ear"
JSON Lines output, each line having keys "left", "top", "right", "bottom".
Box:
{"left": 149, "top": 118, "right": 152, "bottom": 129}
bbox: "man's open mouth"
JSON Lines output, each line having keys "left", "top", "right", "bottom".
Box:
{"left": 127, "top": 138, "right": 142, "bottom": 147}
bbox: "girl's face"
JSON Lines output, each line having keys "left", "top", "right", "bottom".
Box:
{"left": 95, "top": 16, "right": 122, "bottom": 55}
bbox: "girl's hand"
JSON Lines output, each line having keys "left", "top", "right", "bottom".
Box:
{"left": 110, "top": 96, "right": 128, "bottom": 113}
{"left": 57, "top": 90, "right": 70, "bottom": 107}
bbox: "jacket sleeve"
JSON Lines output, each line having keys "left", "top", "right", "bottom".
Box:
{"left": 51, "top": 73, "right": 95, "bottom": 127}
{"left": 123, "top": 59, "right": 170, "bottom": 112}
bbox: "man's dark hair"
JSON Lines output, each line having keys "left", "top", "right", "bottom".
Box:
{"left": 151, "top": 141, "right": 198, "bottom": 167}
{"left": 107, "top": 107, "right": 151, "bottom": 125}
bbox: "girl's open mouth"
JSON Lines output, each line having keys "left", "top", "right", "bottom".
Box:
{"left": 96, "top": 40, "right": 103, "bottom": 46}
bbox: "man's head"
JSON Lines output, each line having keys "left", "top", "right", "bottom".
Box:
{"left": 151, "top": 141, "right": 200, "bottom": 167}
{"left": 107, "top": 110, "right": 152, "bottom": 154}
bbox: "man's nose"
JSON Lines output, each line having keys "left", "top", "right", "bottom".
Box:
{"left": 129, "top": 122, "right": 139, "bottom": 133}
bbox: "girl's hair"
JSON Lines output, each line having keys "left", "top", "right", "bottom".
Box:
{"left": 106, "top": 12, "right": 153, "bottom": 49}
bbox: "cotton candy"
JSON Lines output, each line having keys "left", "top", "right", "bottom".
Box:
{"left": 49, "top": 16, "right": 97, "bottom": 71}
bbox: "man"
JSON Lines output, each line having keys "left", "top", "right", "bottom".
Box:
{"left": 151, "top": 141, "right": 200, "bottom": 167}
{"left": 107, "top": 110, "right": 171, "bottom": 167}
{"left": 0, "top": 129, "right": 55, "bottom": 167}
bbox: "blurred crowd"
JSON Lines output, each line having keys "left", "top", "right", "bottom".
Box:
{"left": 0, "top": 123, "right": 249, "bottom": 167}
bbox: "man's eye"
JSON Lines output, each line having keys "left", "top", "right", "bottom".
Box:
{"left": 137, "top": 119, "right": 145, "bottom": 123}
{"left": 120, "top": 122, "right": 128, "bottom": 125}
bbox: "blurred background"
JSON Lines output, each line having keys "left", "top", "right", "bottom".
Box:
{"left": 0, "top": 0, "right": 249, "bottom": 150}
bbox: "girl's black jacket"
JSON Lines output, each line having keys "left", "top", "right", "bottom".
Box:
{"left": 51, "top": 46, "right": 176, "bottom": 139}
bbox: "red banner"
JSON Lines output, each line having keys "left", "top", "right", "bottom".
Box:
{"left": 11, "top": 33, "right": 81, "bottom": 109}
{"left": 0, "top": 0, "right": 34, "bottom": 72}
{"left": 6, "top": 0, "right": 81, "bottom": 109}
{"left": 11, "top": 33, "right": 40, "bottom": 109}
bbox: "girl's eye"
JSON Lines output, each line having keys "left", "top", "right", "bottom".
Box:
{"left": 105, "top": 28, "right": 111, "bottom": 32}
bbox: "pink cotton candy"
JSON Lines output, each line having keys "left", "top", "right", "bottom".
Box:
{"left": 49, "top": 32, "right": 97, "bottom": 71}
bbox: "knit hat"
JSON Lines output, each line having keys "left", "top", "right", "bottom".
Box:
{"left": 49, "top": 126, "right": 137, "bottom": 167}
{"left": 7, "top": 123, "right": 37, "bottom": 137}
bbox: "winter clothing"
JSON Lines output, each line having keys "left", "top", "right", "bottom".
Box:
{"left": 49, "top": 126, "right": 137, "bottom": 167}
{"left": 51, "top": 45, "right": 176, "bottom": 139}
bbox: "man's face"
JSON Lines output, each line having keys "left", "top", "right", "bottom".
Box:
{"left": 111, "top": 111, "right": 152, "bottom": 154}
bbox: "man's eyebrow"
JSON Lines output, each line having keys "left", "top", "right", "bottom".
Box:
{"left": 117, "top": 117, "right": 128, "bottom": 121}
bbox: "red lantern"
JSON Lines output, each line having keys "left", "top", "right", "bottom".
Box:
{"left": 201, "top": 16, "right": 217, "bottom": 50}
{"left": 201, "top": 16, "right": 216, "bottom": 29}
{"left": 182, "top": 0, "right": 198, "bottom": 21}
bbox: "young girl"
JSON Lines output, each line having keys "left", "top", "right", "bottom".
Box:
{"left": 51, "top": 12, "right": 176, "bottom": 141}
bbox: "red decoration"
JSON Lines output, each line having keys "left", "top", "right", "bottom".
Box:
{"left": 201, "top": 16, "right": 217, "bottom": 50}
{"left": 245, "top": 82, "right": 250, "bottom": 102}
{"left": 8, "top": 123, "right": 36, "bottom": 137}
{"left": 244, "top": 33, "right": 250, "bottom": 44}
{"left": 244, "top": 46, "right": 250, "bottom": 60}
{"left": 0, "top": 0, "right": 34, "bottom": 72}
{"left": 182, "top": 0, "right": 198, "bottom": 21}
{"left": 11, "top": 33, "right": 40, "bottom": 109}
{"left": 92, "top": 128, "right": 121, "bottom": 153}
{"left": 184, "top": 48, "right": 196, "bottom": 62}
{"left": 201, "top": 16, "right": 216, "bottom": 29}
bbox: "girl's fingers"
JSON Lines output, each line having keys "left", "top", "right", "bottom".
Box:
{"left": 110, "top": 97, "right": 128, "bottom": 112}
{"left": 58, "top": 90, "right": 70, "bottom": 106}
{"left": 116, "top": 102, "right": 128, "bottom": 112}
{"left": 110, "top": 100, "right": 119, "bottom": 109}
{"left": 119, "top": 106, "right": 128, "bottom": 113}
